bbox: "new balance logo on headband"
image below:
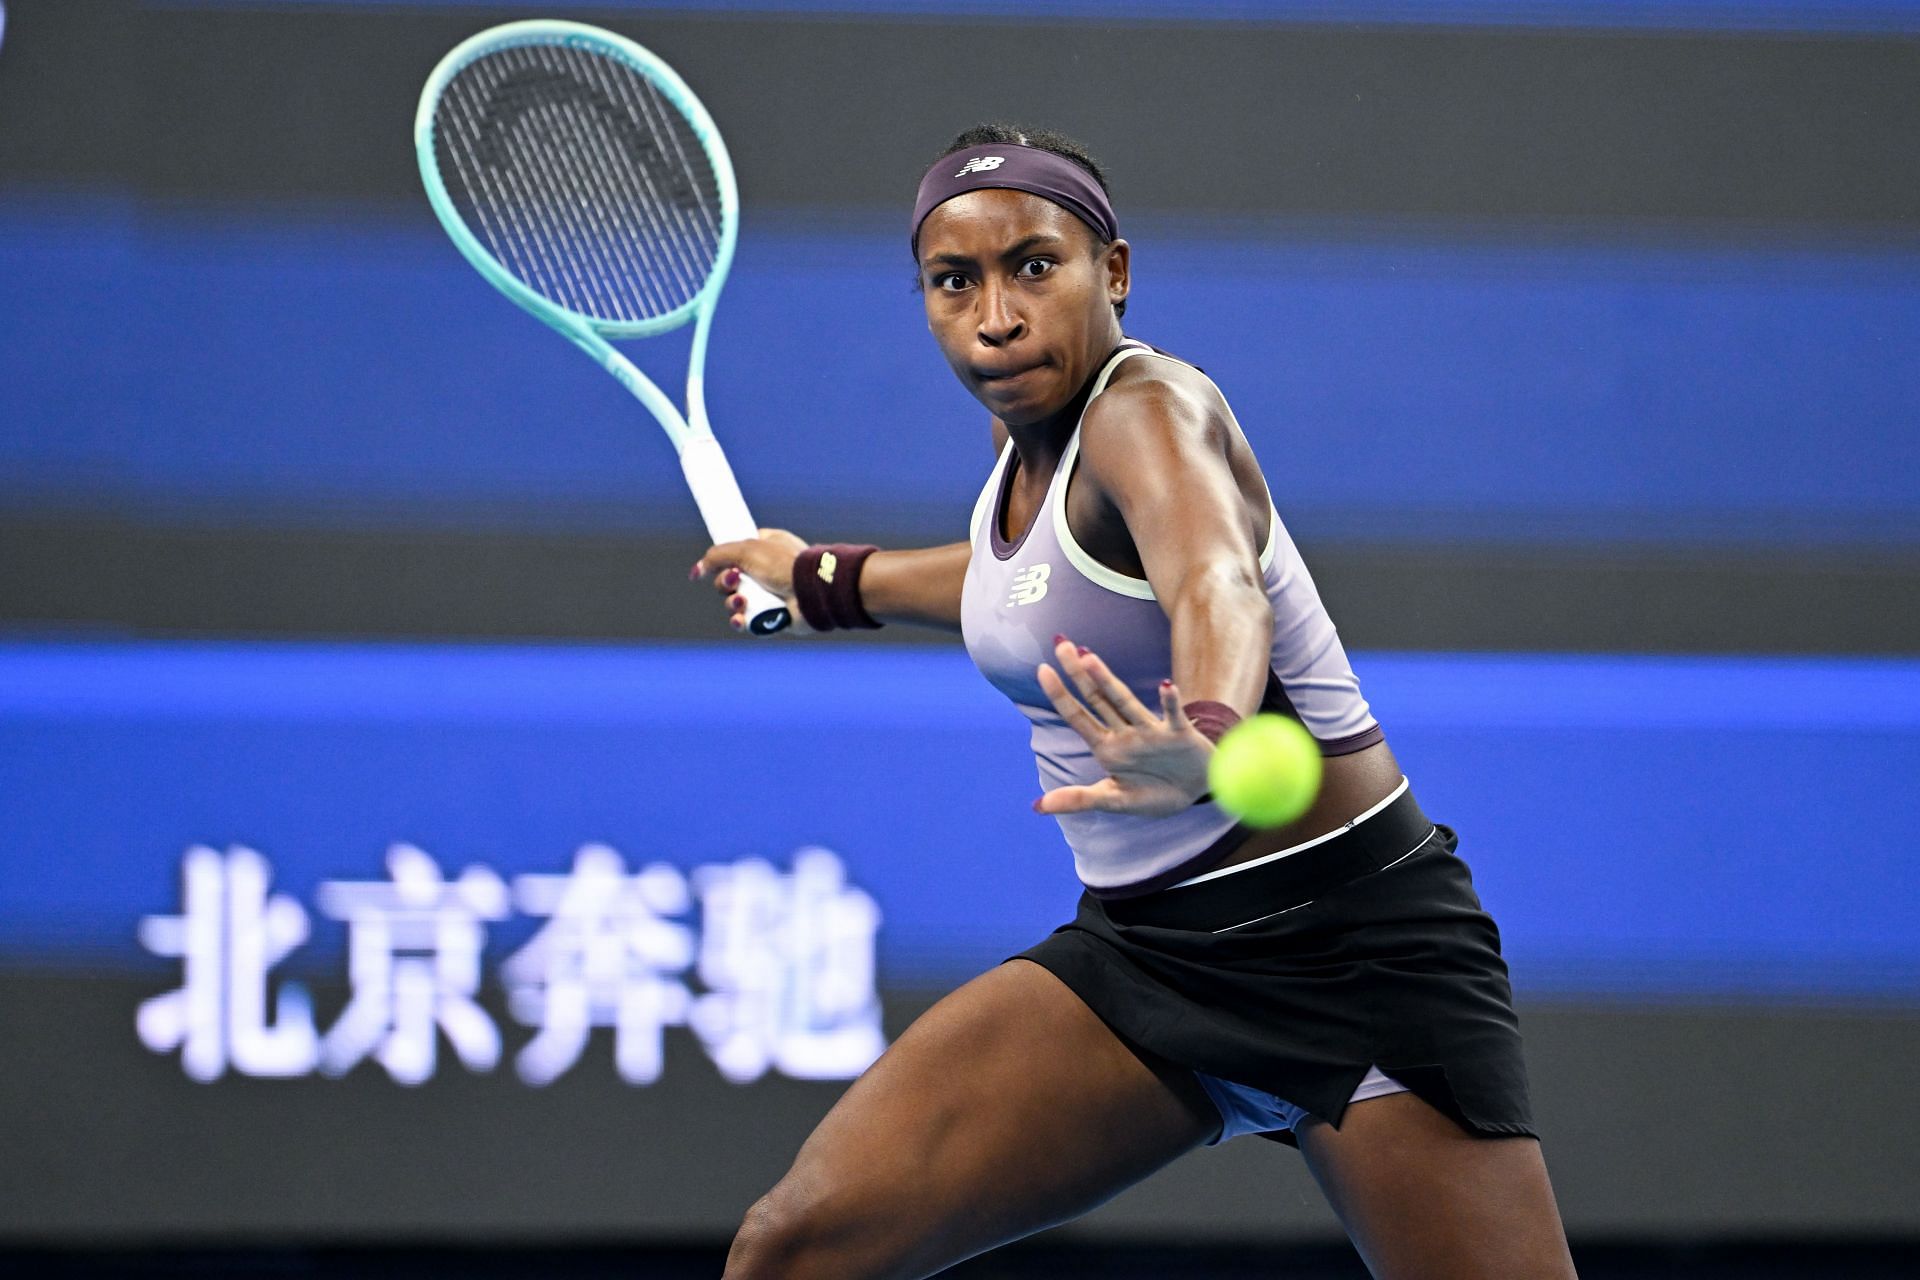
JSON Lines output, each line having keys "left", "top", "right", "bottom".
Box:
{"left": 954, "top": 156, "right": 1006, "bottom": 177}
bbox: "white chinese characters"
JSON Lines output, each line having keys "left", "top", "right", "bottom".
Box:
{"left": 136, "top": 843, "right": 887, "bottom": 1089}
{"left": 503, "top": 846, "right": 695, "bottom": 1086}
{"left": 317, "top": 844, "right": 511, "bottom": 1086}
{"left": 136, "top": 845, "right": 319, "bottom": 1082}
{"left": 691, "top": 849, "right": 885, "bottom": 1084}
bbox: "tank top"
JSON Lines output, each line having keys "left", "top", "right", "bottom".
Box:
{"left": 959, "top": 341, "right": 1383, "bottom": 897}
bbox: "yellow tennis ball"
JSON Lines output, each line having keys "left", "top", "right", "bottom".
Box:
{"left": 1207, "top": 713, "right": 1324, "bottom": 828}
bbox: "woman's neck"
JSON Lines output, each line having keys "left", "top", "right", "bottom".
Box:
{"left": 1002, "top": 331, "right": 1129, "bottom": 473}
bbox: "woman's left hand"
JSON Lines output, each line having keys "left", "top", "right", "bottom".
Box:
{"left": 1034, "top": 636, "right": 1213, "bottom": 818}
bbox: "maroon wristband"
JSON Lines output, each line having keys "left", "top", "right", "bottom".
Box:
{"left": 792, "top": 544, "right": 883, "bottom": 632}
{"left": 1182, "top": 699, "right": 1242, "bottom": 745}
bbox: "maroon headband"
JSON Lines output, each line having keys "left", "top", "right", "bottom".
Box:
{"left": 910, "top": 142, "right": 1119, "bottom": 257}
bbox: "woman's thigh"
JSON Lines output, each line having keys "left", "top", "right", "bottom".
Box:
{"left": 724, "top": 957, "right": 1220, "bottom": 1280}
{"left": 1296, "top": 1091, "right": 1579, "bottom": 1280}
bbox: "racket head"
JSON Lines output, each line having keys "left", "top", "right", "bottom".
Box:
{"left": 415, "top": 20, "right": 739, "bottom": 341}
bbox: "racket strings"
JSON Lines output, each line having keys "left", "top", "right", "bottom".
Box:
{"left": 477, "top": 46, "right": 710, "bottom": 316}
{"left": 522, "top": 95, "right": 667, "bottom": 317}
{"left": 446, "top": 79, "right": 607, "bottom": 316}
{"left": 570, "top": 57, "right": 715, "bottom": 303}
{"left": 497, "top": 46, "right": 712, "bottom": 316}
{"left": 432, "top": 42, "right": 725, "bottom": 324}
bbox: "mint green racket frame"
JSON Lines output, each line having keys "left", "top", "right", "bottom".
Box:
{"left": 415, "top": 20, "right": 788, "bottom": 634}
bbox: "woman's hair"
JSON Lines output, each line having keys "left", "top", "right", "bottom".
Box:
{"left": 920, "top": 123, "right": 1125, "bottom": 320}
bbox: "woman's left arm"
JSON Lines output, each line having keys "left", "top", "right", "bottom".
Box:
{"left": 1030, "top": 374, "right": 1274, "bottom": 818}
{"left": 1078, "top": 374, "right": 1273, "bottom": 716}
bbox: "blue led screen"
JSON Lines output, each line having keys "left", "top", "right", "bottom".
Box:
{"left": 3, "top": 643, "right": 1916, "bottom": 1003}
{"left": 3, "top": 198, "right": 1916, "bottom": 544}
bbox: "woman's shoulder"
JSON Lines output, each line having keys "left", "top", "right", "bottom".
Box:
{"left": 1069, "top": 344, "right": 1272, "bottom": 567}
{"left": 1081, "top": 346, "right": 1233, "bottom": 459}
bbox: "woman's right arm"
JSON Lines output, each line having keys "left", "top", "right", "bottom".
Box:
{"left": 694, "top": 535, "right": 969, "bottom": 633}
{"left": 863, "top": 415, "right": 1003, "bottom": 631}
{"left": 697, "top": 419, "right": 1001, "bottom": 634}
{"left": 858, "top": 541, "right": 969, "bottom": 632}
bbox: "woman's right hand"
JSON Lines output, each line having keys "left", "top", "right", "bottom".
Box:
{"left": 693, "top": 528, "right": 811, "bottom": 633}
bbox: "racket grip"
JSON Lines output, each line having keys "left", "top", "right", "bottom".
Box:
{"left": 680, "top": 435, "right": 791, "bottom": 636}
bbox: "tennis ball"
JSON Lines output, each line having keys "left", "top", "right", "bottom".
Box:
{"left": 1207, "top": 713, "right": 1323, "bottom": 829}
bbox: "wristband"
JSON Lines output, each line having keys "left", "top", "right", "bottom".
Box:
{"left": 1182, "top": 699, "right": 1242, "bottom": 745}
{"left": 1183, "top": 700, "right": 1242, "bottom": 808}
{"left": 792, "top": 544, "right": 883, "bottom": 632}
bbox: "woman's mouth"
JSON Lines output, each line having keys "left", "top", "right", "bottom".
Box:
{"left": 975, "top": 362, "right": 1044, "bottom": 386}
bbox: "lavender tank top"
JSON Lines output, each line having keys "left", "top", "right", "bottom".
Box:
{"left": 960, "top": 341, "right": 1383, "bottom": 897}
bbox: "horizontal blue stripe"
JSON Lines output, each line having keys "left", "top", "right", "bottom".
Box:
{"left": 0, "top": 643, "right": 1915, "bottom": 730}
{"left": 2, "top": 197, "right": 1916, "bottom": 545}
{"left": 139, "top": 1, "right": 1920, "bottom": 37}
{"left": 0, "top": 642, "right": 1012, "bottom": 727}
{"left": 1, "top": 642, "right": 1916, "bottom": 1002}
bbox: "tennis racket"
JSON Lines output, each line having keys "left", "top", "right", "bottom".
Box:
{"left": 416, "top": 20, "right": 790, "bottom": 635}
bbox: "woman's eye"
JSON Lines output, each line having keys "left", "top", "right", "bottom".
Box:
{"left": 1018, "top": 258, "right": 1053, "bottom": 278}
{"left": 935, "top": 273, "right": 969, "bottom": 292}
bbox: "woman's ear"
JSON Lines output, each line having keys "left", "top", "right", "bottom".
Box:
{"left": 1104, "top": 238, "right": 1131, "bottom": 307}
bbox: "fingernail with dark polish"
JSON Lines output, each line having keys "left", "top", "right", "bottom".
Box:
{"left": 1053, "top": 634, "right": 1068, "bottom": 645}
{"left": 689, "top": 562, "right": 703, "bottom": 580}
{"left": 723, "top": 568, "right": 741, "bottom": 588}
{"left": 1078, "top": 646, "right": 1090, "bottom": 657}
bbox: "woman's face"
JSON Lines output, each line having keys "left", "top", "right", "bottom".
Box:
{"left": 916, "top": 189, "right": 1128, "bottom": 427}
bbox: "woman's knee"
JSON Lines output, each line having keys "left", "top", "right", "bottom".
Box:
{"left": 723, "top": 1178, "right": 875, "bottom": 1280}
{"left": 723, "top": 1188, "right": 809, "bottom": 1280}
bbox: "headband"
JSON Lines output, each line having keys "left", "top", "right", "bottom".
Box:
{"left": 910, "top": 142, "right": 1119, "bottom": 257}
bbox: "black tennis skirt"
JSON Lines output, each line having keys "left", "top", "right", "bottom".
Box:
{"left": 1016, "top": 787, "right": 1538, "bottom": 1148}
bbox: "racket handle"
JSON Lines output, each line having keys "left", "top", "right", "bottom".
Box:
{"left": 680, "top": 435, "right": 792, "bottom": 636}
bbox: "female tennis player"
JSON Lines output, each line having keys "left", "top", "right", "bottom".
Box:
{"left": 694, "top": 125, "right": 1579, "bottom": 1280}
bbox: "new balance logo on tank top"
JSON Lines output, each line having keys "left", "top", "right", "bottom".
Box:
{"left": 960, "top": 341, "right": 1384, "bottom": 897}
